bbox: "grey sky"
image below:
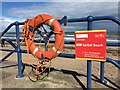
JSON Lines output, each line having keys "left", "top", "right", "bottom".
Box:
{"left": 1, "top": 1, "right": 120, "bottom": 33}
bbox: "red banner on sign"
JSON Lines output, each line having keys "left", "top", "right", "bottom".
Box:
{"left": 75, "top": 30, "right": 106, "bottom": 61}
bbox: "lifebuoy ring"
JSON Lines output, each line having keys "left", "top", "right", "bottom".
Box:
{"left": 22, "top": 14, "right": 64, "bottom": 60}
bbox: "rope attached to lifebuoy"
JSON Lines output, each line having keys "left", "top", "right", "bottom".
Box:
{"left": 22, "top": 14, "right": 68, "bottom": 81}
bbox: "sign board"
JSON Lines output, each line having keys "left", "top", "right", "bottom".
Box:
{"left": 75, "top": 30, "right": 106, "bottom": 61}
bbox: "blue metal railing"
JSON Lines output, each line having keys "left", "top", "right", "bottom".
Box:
{"left": 0, "top": 15, "right": 120, "bottom": 89}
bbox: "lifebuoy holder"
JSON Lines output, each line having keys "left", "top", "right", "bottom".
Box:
{"left": 22, "top": 14, "right": 66, "bottom": 60}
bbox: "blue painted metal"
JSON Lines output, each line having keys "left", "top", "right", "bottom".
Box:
{"left": 100, "top": 57, "right": 120, "bottom": 83}
{"left": 0, "top": 49, "right": 15, "bottom": 62}
{"left": 15, "top": 21, "right": 24, "bottom": 78}
{"left": 67, "top": 17, "right": 88, "bottom": 22}
{"left": 59, "top": 53, "right": 75, "bottom": 58}
{"left": 107, "top": 43, "right": 120, "bottom": 46}
{"left": 106, "top": 57, "right": 120, "bottom": 69}
{"left": 3, "top": 38, "right": 17, "bottom": 49}
{"left": 87, "top": 61, "right": 92, "bottom": 90}
{"left": 11, "top": 16, "right": 120, "bottom": 25}
{"left": 45, "top": 31, "right": 54, "bottom": 51}
{"left": 92, "top": 16, "right": 120, "bottom": 25}
{"left": 0, "top": 23, "right": 15, "bottom": 37}
{"left": 67, "top": 16, "right": 120, "bottom": 25}
{"left": 58, "top": 16, "right": 67, "bottom": 26}
{"left": 45, "top": 37, "right": 48, "bottom": 51}
{"left": 0, "top": 15, "right": 120, "bottom": 89}
{"left": 2, "top": 38, "right": 120, "bottom": 46}
{"left": 87, "top": 16, "right": 93, "bottom": 90}
{"left": 100, "top": 62, "right": 105, "bottom": 83}
{"left": 0, "top": 49, "right": 27, "bottom": 54}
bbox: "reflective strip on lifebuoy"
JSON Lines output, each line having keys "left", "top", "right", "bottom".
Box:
{"left": 52, "top": 46, "right": 61, "bottom": 54}
{"left": 33, "top": 48, "right": 39, "bottom": 55}
{"left": 48, "top": 18, "right": 55, "bottom": 26}
{"left": 22, "top": 14, "right": 64, "bottom": 60}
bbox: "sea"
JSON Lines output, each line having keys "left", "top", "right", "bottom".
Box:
{"left": 0, "top": 32, "right": 119, "bottom": 44}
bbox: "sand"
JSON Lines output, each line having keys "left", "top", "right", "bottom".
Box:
{"left": 0, "top": 44, "right": 120, "bottom": 89}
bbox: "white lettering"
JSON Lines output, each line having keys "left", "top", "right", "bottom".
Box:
{"left": 76, "top": 44, "right": 82, "bottom": 46}
{"left": 76, "top": 43, "right": 104, "bottom": 47}
{"left": 76, "top": 34, "right": 88, "bottom": 38}
{"left": 83, "top": 44, "right": 92, "bottom": 47}
{"left": 93, "top": 44, "right": 103, "bottom": 47}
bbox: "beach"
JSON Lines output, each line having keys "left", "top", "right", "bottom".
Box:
{"left": 0, "top": 44, "right": 120, "bottom": 89}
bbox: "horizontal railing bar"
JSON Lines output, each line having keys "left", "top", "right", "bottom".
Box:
{"left": 0, "top": 49, "right": 75, "bottom": 58}
{"left": 106, "top": 57, "right": 120, "bottom": 69}
{"left": 10, "top": 16, "right": 120, "bottom": 25}
{"left": 2, "top": 38, "right": 120, "bottom": 46}
{"left": 0, "top": 23, "right": 15, "bottom": 37}
{"left": 1, "top": 49, "right": 120, "bottom": 67}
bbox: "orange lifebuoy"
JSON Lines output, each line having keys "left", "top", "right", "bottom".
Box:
{"left": 22, "top": 14, "right": 64, "bottom": 60}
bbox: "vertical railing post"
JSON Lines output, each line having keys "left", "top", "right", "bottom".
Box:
{"left": 15, "top": 21, "right": 24, "bottom": 78}
{"left": 87, "top": 16, "right": 93, "bottom": 90}
{"left": 100, "top": 61, "right": 105, "bottom": 83}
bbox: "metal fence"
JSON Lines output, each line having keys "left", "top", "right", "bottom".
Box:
{"left": 0, "top": 15, "right": 120, "bottom": 89}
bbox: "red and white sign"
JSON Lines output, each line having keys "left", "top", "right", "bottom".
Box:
{"left": 75, "top": 30, "right": 106, "bottom": 61}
